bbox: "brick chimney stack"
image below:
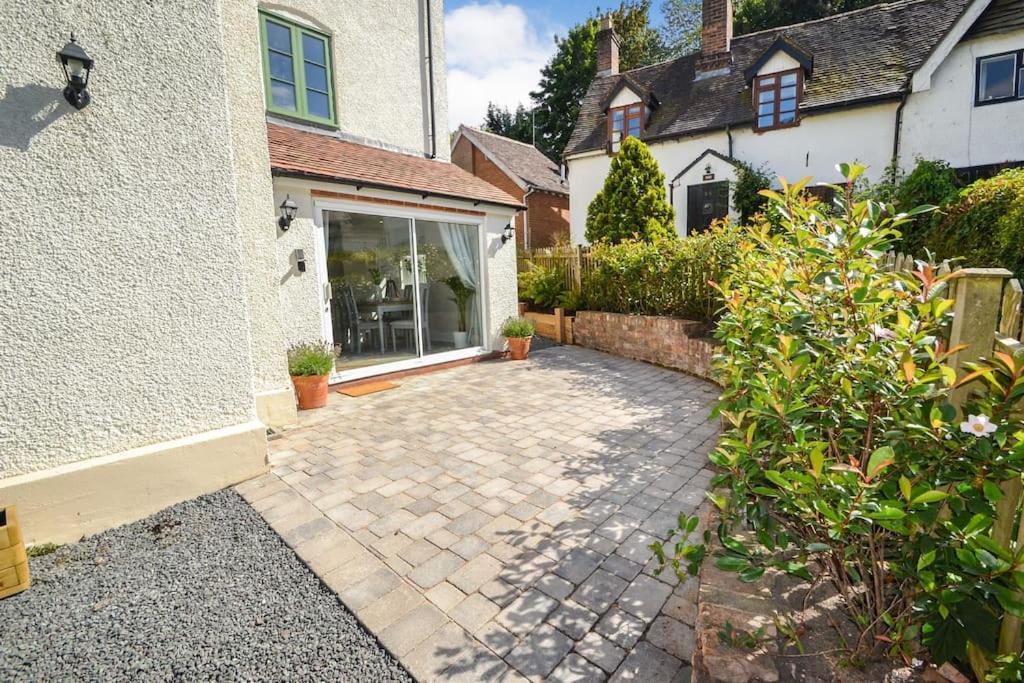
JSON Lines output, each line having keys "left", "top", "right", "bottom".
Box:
{"left": 698, "top": 0, "right": 733, "bottom": 73}
{"left": 596, "top": 16, "right": 619, "bottom": 77}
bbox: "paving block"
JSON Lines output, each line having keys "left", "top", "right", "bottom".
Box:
{"left": 572, "top": 569, "right": 628, "bottom": 615}
{"left": 549, "top": 653, "right": 608, "bottom": 683}
{"left": 495, "top": 587, "right": 559, "bottom": 636}
{"left": 339, "top": 567, "right": 402, "bottom": 612}
{"left": 618, "top": 574, "right": 672, "bottom": 623}
{"left": 357, "top": 583, "right": 423, "bottom": 632}
{"left": 548, "top": 599, "right": 600, "bottom": 640}
{"left": 407, "top": 550, "right": 466, "bottom": 589}
{"left": 609, "top": 641, "right": 682, "bottom": 682}
{"left": 574, "top": 632, "right": 627, "bottom": 674}
{"left": 448, "top": 553, "right": 503, "bottom": 594}
{"left": 449, "top": 593, "right": 500, "bottom": 633}
{"left": 645, "top": 615, "right": 696, "bottom": 663}
{"left": 595, "top": 608, "right": 646, "bottom": 650}
{"left": 504, "top": 624, "right": 574, "bottom": 679}
{"left": 378, "top": 603, "right": 449, "bottom": 657}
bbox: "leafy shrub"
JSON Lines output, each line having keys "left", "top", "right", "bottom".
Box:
{"left": 287, "top": 341, "right": 334, "bottom": 376}
{"left": 582, "top": 221, "right": 738, "bottom": 322}
{"left": 732, "top": 161, "right": 774, "bottom": 224}
{"left": 500, "top": 317, "right": 535, "bottom": 338}
{"left": 557, "top": 288, "right": 587, "bottom": 314}
{"left": 889, "top": 158, "right": 961, "bottom": 253}
{"left": 925, "top": 168, "right": 1024, "bottom": 278}
{"left": 518, "top": 264, "right": 567, "bottom": 310}
{"left": 585, "top": 136, "right": 676, "bottom": 244}
{"left": 655, "top": 167, "right": 1024, "bottom": 677}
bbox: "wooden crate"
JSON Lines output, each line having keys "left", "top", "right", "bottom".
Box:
{"left": 0, "top": 506, "right": 30, "bottom": 599}
{"left": 523, "top": 308, "right": 574, "bottom": 345}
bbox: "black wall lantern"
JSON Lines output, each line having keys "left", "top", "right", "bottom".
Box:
{"left": 501, "top": 223, "right": 515, "bottom": 244}
{"left": 278, "top": 195, "right": 298, "bottom": 231}
{"left": 56, "top": 33, "right": 94, "bottom": 110}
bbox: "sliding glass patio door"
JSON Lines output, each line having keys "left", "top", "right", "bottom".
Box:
{"left": 322, "top": 208, "right": 482, "bottom": 376}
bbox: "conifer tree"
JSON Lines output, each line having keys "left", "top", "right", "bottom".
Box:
{"left": 585, "top": 137, "right": 676, "bottom": 243}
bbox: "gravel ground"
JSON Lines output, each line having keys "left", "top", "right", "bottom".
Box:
{"left": 0, "top": 489, "right": 413, "bottom": 682}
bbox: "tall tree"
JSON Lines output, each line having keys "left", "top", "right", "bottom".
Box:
{"left": 734, "top": 0, "right": 885, "bottom": 34}
{"left": 482, "top": 102, "right": 534, "bottom": 144}
{"left": 585, "top": 137, "right": 675, "bottom": 244}
{"left": 530, "top": 1, "right": 666, "bottom": 162}
{"left": 661, "top": 0, "right": 703, "bottom": 57}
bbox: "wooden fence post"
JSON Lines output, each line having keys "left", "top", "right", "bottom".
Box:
{"left": 554, "top": 307, "right": 564, "bottom": 344}
{"left": 948, "top": 268, "right": 1013, "bottom": 409}
{"left": 947, "top": 268, "right": 1024, "bottom": 656}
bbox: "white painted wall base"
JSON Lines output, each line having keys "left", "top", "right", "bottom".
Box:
{"left": 0, "top": 421, "right": 268, "bottom": 544}
{"left": 255, "top": 387, "right": 298, "bottom": 428}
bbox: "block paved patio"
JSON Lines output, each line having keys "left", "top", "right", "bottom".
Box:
{"left": 238, "top": 345, "right": 719, "bottom": 681}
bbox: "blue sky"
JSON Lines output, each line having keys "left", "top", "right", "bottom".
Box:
{"left": 444, "top": 1, "right": 667, "bottom": 130}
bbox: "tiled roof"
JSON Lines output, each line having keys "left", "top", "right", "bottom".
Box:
{"left": 459, "top": 127, "right": 570, "bottom": 195}
{"left": 566, "top": 0, "right": 974, "bottom": 157}
{"left": 267, "top": 123, "right": 525, "bottom": 209}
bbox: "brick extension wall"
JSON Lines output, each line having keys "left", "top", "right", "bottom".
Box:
{"left": 574, "top": 311, "right": 719, "bottom": 381}
{"left": 525, "top": 191, "right": 570, "bottom": 248}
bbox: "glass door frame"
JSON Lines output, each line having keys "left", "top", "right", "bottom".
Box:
{"left": 312, "top": 197, "right": 490, "bottom": 384}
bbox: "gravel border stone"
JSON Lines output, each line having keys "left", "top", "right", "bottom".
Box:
{"left": 0, "top": 489, "right": 413, "bottom": 682}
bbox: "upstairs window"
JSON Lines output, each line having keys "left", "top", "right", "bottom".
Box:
{"left": 753, "top": 69, "right": 802, "bottom": 131}
{"left": 976, "top": 51, "right": 1023, "bottom": 105}
{"left": 260, "top": 12, "right": 336, "bottom": 125}
{"left": 608, "top": 103, "right": 644, "bottom": 152}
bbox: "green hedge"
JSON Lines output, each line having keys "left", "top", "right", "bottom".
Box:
{"left": 925, "top": 168, "right": 1024, "bottom": 277}
{"left": 583, "top": 223, "right": 738, "bottom": 322}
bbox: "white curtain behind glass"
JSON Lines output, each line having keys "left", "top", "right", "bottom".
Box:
{"left": 438, "top": 223, "right": 480, "bottom": 345}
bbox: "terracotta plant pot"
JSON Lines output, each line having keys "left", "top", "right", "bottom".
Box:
{"left": 292, "top": 374, "right": 329, "bottom": 410}
{"left": 507, "top": 336, "right": 532, "bottom": 361}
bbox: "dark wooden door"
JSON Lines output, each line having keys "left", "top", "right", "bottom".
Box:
{"left": 686, "top": 181, "right": 730, "bottom": 234}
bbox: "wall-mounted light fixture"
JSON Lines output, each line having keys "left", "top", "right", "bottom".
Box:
{"left": 56, "top": 34, "right": 94, "bottom": 110}
{"left": 278, "top": 195, "right": 298, "bottom": 231}
{"left": 501, "top": 223, "right": 515, "bottom": 244}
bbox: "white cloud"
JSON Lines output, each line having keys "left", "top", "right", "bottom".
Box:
{"left": 444, "top": 2, "right": 560, "bottom": 130}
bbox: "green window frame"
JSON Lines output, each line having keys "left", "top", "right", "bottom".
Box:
{"left": 259, "top": 11, "right": 336, "bottom": 125}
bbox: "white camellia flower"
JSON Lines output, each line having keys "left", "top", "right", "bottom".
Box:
{"left": 870, "top": 324, "right": 896, "bottom": 341}
{"left": 960, "top": 414, "right": 998, "bottom": 437}
{"left": 825, "top": 230, "right": 842, "bottom": 248}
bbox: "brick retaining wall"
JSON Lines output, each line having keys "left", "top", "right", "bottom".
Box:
{"left": 573, "top": 311, "right": 719, "bottom": 381}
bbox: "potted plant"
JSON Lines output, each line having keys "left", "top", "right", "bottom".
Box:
{"left": 444, "top": 276, "right": 475, "bottom": 348}
{"left": 501, "top": 317, "right": 535, "bottom": 360}
{"left": 287, "top": 341, "right": 334, "bottom": 410}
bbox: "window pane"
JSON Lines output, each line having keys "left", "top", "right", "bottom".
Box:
{"left": 269, "top": 51, "right": 294, "bottom": 81}
{"left": 779, "top": 99, "right": 797, "bottom": 113}
{"left": 266, "top": 21, "right": 292, "bottom": 53}
{"left": 628, "top": 104, "right": 642, "bottom": 114}
{"left": 758, "top": 115, "right": 774, "bottom": 128}
{"left": 307, "top": 90, "right": 330, "bottom": 118}
{"left": 302, "top": 35, "right": 327, "bottom": 65}
{"left": 612, "top": 110, "right": 624, "bottom": 128}
{"left": 758, "top": 102, "right": 775, "bottom": 116}
{"left": 1019, "top": 68, "right": 1024, "bottom": 97}
{"left": 305, "top": 62, "right": 328, "bottom": 91}
{"left": 780, "top": 109, "right": 797, "bottom": 124}
{"left": 758, "top": 75, "right": 776, "bottom": 86}
{"left": 980, "top": 54, "right": 1016, "bottom": 100}
{"left": 271, "top": 79, "right": 297, "bottom": 109}
{"left": 781, "top": 85, "right": 797, "bottom": 100}
{"left": 627, "top": 120, "right": 641, "bottom": 137}
{"left": 780, "top": 72, "right": 798, "bottom": 86}
{"left": 758, "top": 89, "right": 775, "bottom": 103}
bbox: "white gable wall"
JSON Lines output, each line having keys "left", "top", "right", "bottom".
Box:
{"left": 900, "top": 29, "right": 1024, "bottom": 169}
{"left": 609, "top": 88, "right": 644, "bottom": 108}
{"left": 755, "top": 51, "right": 802, "bottom": 75}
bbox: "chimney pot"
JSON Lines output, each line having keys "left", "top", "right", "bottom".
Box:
{"left": 596, "top": 15, "right": 619, "bottom": 77}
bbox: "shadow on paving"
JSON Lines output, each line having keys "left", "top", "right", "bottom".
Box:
{"left": 436, "top": 347, "right": 718, "bottom": 679}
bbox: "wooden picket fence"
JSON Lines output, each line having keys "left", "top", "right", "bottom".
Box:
{"left": 518, "top": 245, "right": 594, "bottom": 292}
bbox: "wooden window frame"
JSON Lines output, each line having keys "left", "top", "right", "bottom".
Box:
{"left": 753, "top": 68, "right": 803, "bottom": 132}
{"left": 606, "top": 102, "right": 645, "bottom": 152}
{"left": 975, "top": 50, "right": 1024, "bottom": 107}
{"left": 259, "top": 11, "right": 337, "bottom": 126}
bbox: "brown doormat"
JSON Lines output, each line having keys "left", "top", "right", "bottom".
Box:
{"left": 337, "top": 381, "right": 399, "bottom": 397}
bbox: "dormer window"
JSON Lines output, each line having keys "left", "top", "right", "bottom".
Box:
{"left": 608, "top": 103, "right": 643, "bottom": 151}
{"left": 754, "top": 69, "right": 802, "bottom": 131}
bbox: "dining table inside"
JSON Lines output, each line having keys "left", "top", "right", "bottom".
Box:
{"left": 357, "top": 299, "right": 415, "bottom": 354}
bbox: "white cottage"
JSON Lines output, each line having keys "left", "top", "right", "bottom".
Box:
{"left": 0, "top": 0, "right": 522, "bottom": 542}
{"left": 566, "top": 0, "right": 1024, "bottom": 239}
